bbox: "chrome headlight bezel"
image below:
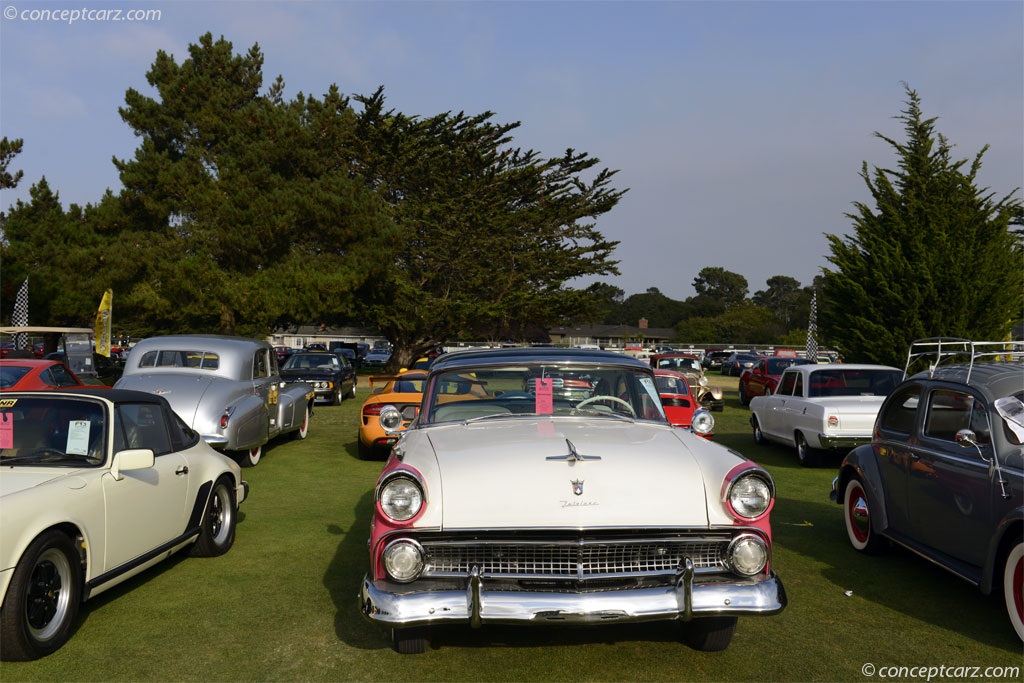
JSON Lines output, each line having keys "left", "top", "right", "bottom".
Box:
{"left": 378, "top": 404, "right": 403, "bottom": 432}
{"left": 378, "top": 474, "right": 424, "bottom": 521}
{"left": 727, "top": 472, "right": 773, "bottom": 519}
{"left": 690, "top": 408, "right": 715, "bottom": 435}
{"left": 382, "top": 538, "right": 425, "bottom": 583}
{"left": 727, "top": 533, "right": 769, "bottom": 576}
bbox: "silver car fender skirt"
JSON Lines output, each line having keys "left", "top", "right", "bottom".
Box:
{"left": 358, "top": 569, "right": 787, "bottom": 628}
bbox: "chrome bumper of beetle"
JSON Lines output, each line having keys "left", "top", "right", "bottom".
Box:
{"left": 359, "top": 562, "right": 786, "bottom": 627}
{"left": 817, "top": 434, "right": 870, "bottom": 450}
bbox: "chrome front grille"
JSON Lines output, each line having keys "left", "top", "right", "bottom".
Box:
{"left": 421, "top": 536, "right": 729, "bottom": 580}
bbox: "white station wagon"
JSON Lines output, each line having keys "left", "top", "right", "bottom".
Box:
{"left": 748, "top": 363, "right": 903, "bottom": 466}
{"left": 359, "top": 347, "right": 786, "bottom": 654}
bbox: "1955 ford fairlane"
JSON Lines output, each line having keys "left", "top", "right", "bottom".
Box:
{"left": 359, "top": 347, "right": 786, "bottom": 653}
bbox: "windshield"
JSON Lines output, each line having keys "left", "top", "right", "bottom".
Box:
{"left": 283, "top": 353, "right": 339, "bottom": 370}
{"left": 0, "top": 396, "right": 106, "bottom": 466}
{"left": 422, "top": 362, "right": 666, "bottom": 424}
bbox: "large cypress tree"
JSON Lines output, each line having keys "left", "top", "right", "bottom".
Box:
{"left": 821, "top": 85, "right": 1022, "bottom": 366}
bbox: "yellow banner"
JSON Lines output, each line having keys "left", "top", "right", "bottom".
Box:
{"left": 95, "top": 289, "right": 112, "bottom": 357}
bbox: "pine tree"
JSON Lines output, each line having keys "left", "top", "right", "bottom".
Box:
{"left": 821, "top": 85, "right": 1022, "bottom": 366}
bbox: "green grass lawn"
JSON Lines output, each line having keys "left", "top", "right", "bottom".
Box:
{"left": 3, "top": 376, "right": 1021, "bottom": 681}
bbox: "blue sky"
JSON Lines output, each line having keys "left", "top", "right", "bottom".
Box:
{"left": 1, "top": 1, "right": 1021, "bottom": 302}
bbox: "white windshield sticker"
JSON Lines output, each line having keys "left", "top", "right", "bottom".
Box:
{"left": 66, "top": 420, "right": 91, "bottom": 455}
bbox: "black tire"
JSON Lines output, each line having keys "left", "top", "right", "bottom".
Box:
{"left": 190, "top": 476, "right": 237, "bottom": 558}
{"left": 795, "top": 433, "right": 820, "bottom": 467}
{"left": 843, "top": 475, "right": 887, "bottom": 554}
{"left": 0, "top": 530, "right": 82, "bottom": 661}
{"left": 291, "top": 406, "right": 309, "bottom": 440}
{"left": 346, "top": 381, "right": 357, "bottom": 400}
{"left": 751, "top": 415, "right": 768, "bottom": 445}
{"left": 331, "top": 386, "right": 343, "bottom": 406}
{"left": 738, "top": 383, "right": 749, "bottom": 406}
{"left": 392, "top": 627, "right": 429, "bottom": 654}
{"left": 681, "top": 617, "right": 737, "bottom": 652}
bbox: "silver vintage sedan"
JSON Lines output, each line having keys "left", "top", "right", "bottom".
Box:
{"left": 115, "top": 335, "right": 315, "bottom": 466}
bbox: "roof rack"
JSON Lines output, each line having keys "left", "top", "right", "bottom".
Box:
{"left": 904, "top": 337, "right": 1024, "bottom": 383}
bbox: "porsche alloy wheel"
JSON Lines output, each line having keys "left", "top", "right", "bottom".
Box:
{"left": 1004, "top": 541, "right": 1024, "bottom": 640}
{"left": 843, "top": 476, "right": 886, "bottom": 554}
{"left": 191, "top": 477, "right": 237, "bottom": 558}
{"left": 0, "top": 530, "right": 81, "bottom": 661}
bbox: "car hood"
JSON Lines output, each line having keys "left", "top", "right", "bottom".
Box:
{"left": 115, "top": 372, "right": 219, "bottom": 425}
{"left": 416, "top": 419, "right": 714, "bottom": 530}
{"left": 0, "top": 468, "right": 89, "bottom": 498}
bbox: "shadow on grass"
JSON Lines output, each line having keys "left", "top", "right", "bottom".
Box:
{"left": 772, "top": 494, "right": 1021, "bottom": 652}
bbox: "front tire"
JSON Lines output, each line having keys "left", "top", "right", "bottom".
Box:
{"left": 751, "top": 415, "right": 767, "bottom": 445}
{"left": 190, "top": 476, "right": 237, "bottom": 557}
{"left": 1003, "top": 540, "right": 1024, "bottom": 641}
{"left": 0, "top": 530, "right": 82, "bottom": 661}
{"left": 843, "top": 476, "right": 887, "bottom": 554}
{"left": 681, "top": 617, "right": 737, "bottom": 652}
{"left": 392, "top": 626, "right": 429, "bottom": 654}
{"left": 738, "top": 383, "right": 749, "bottom": 406}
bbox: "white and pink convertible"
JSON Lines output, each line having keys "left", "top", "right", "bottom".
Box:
{"left": 359, "top": 347, "right": 786, "bottom": 654}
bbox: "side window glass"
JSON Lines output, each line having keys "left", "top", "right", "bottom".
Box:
{"left": 253, "top": 350, "right": 269, "bottom": 379}
{"left": 924, "top": 388, "right": 974, "bottom": 443}
{"left": 793, "top": 374, "right": 804, "bottom": 397}
{"left": 117, "top": 403, "right": 172, "bottom": 455}
{"left": 880, "top": 385, "right": 921, "bottom": 434}
{"left": 49, "top": 365, "right": 77, "bottom": 387}
{"left": 778, "top": 372, "right": 796, "bottom": 396}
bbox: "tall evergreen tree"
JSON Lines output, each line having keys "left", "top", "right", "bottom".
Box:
{"left": 113, "top": 34, "right": 393, "bottom": 336}
{"left": 351, "top": 89, "right": 624, "bottom": 369}
{"left": 692, "top": 267, "right": 748, "bottom": 309}
{"left": 821, "top": 85, "right": 1022, "bottom": 366}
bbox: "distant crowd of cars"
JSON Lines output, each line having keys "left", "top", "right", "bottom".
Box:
{"left": 1, "top": 334, "right": 1021, "bottom": 658}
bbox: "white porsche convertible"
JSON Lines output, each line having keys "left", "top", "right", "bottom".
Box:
{"left": 0, "top": 389, "right": 248, "bottom": 660}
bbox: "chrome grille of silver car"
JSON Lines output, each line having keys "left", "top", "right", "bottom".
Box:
{"left": 421, "top": 536, "right": 729, "bottom": 579}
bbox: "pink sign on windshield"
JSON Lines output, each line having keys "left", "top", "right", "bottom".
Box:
{"left": 535, "top": 378, "right": 553, "bottom": 414}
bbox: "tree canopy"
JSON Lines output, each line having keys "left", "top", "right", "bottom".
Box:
{"left": 821, "top": 85, "right": 1023, "bottom": 366}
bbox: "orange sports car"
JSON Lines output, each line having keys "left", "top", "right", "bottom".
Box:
{"left": 357, "top": 369, "right": 427, "bottom": 459}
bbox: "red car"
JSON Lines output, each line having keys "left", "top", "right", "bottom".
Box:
{"left": 738, "top": 356, "right": 813, "bottom": 405}
{"left": 653, "top": 369, "right": 714, "bottom": 439}
{"left": 0, "top": 359, "right": 105, "bottom": 391}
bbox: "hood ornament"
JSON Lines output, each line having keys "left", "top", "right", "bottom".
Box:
{"left": 546, "top": 439, "right": 601, "bottom": 463}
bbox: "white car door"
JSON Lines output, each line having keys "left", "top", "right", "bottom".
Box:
{"left": 101, "top": 403, "right": 191, "bottom": 571}
{"left": 761, "top": 370, "right": 799, "bottom": 441}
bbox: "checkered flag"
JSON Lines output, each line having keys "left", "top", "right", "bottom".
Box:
{"left": 805, "top": 292, "right": 819, "bottom": 361}
{"left": 11, "top": 278, "right": 28, "bottom": 350}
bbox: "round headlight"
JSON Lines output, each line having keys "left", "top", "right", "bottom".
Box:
{"left": 378, "top": 405, "right": 403, "bottom": 431}
{"left": 691, "top": 409, "right": 715, "bottom": 435}
{"left": 379, "top": 476, "right": 423, "bottom": 521}
{"left": 382, "top": 539, "right": 425, "bottom": 582}
{"left": 698, "top": 376, "right": 709, "bottom": 387}
{"left": 728, "top": 473, "right": 772, "bottom": 519}
{"left": 728, "top": 535, "right": 768, "bottom": 576}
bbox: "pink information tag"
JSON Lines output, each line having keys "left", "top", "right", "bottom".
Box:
{"left": 535, "top": 378, "right": 553, "bottom": 414}
{"left": 0, "top": 413, "right": 12, "bottom": 449}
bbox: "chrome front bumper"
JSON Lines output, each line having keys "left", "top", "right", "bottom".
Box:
{"left": 359, "top": 561, "right": 786, "bottom": 628}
